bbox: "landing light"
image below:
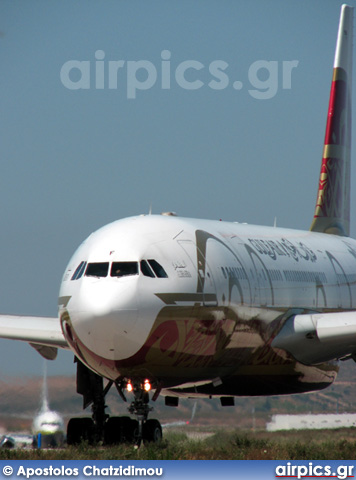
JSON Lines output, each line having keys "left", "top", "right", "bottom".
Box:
{"left": 144, "top": 380, "right": 151, "bottom": 391}
{"left": 127, "top": 382, "right": 133, "bottom": 392}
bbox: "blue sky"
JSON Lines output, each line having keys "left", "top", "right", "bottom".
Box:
{"left": 0, "top": 0, "right": 355, "bottom": 376}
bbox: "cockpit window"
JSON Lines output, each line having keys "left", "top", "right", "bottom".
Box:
{"left": 140, "top": 260, "right": 155, "bottom": 278}
{"left": 111, "top": 262, "right": 138, "bottom": 277}
{"left": 148, "top": 260, "right": 168, "bottom": 278}
{"left": 71, "top": 261, "right": 87, "bottom": 280}
{"left": 81, "top": 260, "right": 166, "bottom": 279}
{"left": 85, "top": 262, "right": 109, "bottom": 277}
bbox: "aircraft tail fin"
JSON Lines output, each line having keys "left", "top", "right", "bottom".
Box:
{"left": 310, "top": 4, "right": 353, "bottom": 236}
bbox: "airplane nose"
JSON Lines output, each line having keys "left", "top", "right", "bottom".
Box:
{"left": 82, "top": 281, "right": 138, "bottom": 320}
{"left": 73, "top": 279, "right": 140, "bottom": 360}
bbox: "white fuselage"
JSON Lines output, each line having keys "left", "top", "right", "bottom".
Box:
{"left": 58, "top": 215, "right": 356, "bottom": 396}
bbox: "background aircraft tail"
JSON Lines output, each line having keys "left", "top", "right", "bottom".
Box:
{"left": 310, "top": 4, "right": 353, "bottom": 237}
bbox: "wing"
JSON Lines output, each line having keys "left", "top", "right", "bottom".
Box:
{"left": 0, "top": 314, "right": 69, "bottom": 360}
{"left": 272, "top": 311, "right": 356, "bottom": 365}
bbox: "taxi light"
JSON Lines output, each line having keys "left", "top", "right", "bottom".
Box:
{"left": 127, "top": 382, "right": 133, "bottom": 392}
{"left": 144, "top": 379, "right": 151, "bottom": 391}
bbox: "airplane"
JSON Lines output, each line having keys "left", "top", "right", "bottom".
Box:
{"left": 31, "top": 361, "right": 65, "bottom": 447}
{"left": 0, "top": 4, "right": 355, "bottom": 446}
{"left": 0, "top": 362, "right": 65, "bottom": 449}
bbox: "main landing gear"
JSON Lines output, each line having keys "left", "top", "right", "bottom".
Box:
{"left": 66, "top": 360, "right": 162, "bottom": 446}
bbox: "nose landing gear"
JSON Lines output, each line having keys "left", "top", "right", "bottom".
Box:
{"left": 127, "top": 380, "right": 162, "bottom": 446}
{"left": 67, "top": 359, "right": 162, "bottom": 446}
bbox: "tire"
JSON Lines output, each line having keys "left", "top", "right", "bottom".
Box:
{"left": 67, "top": 417, "right": 94, "bottom": 445}
{"left": 143, "top": 419, "right": 162, "bottom": 443}
{"left": 121, "top": 417, "right": 138, "bottom": 444}
{"left": 104, "top": 416, "right": 123, "bottom": 445}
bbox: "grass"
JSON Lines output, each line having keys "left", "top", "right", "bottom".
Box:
{"left": 1, "top": 427, "right": 356, "bottom": 460}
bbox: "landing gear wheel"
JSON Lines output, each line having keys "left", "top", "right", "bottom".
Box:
{"left": 121, "top": 416, "right": 139, "bottom": 444}
{"left": 67, "top": 417, "right": 95, "bottom": 445}
{"left": 104, "top": 416, "right": 122, "bottom": 445}
{"left": 143, "top": 419, "right": 162, "bottom": 443}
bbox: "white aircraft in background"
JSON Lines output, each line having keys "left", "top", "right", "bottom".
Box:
{"left": 31, "top": 362, "right": 65, "bottom": 447}
{"left": 0, "top": 362, "right": 65, "bottom": 450}
{"left": 0, "top": 5, "right": 355, "bottom": 446}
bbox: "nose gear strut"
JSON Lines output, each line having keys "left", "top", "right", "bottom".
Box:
{"left": 128, "top": 381, "right": 153, "bottom": 445}
{"left": 66, "top": 359, "right": 162, "bottom": 446}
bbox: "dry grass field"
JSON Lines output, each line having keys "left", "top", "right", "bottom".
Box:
{"left": 0, "top": 427, "right": 356, "bottom": 460}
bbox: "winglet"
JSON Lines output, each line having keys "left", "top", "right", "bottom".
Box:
{"left": 310, "top": 4, "right": 353, "bottom": 236}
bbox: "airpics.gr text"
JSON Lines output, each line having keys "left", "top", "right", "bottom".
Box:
{"left": 60, "top": 49, "right": 299, "bottom": 100}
